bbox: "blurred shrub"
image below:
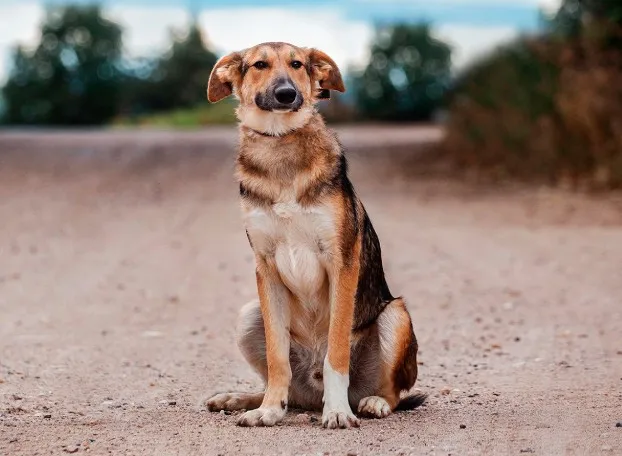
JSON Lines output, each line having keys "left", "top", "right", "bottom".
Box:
{"left": 2, "top": 5, "right": 123, "bottom": 125}
{"left": 352, "top": 24, "right": 451, "bottom": 122}
{"left": 120, "top": 24, "right": 218, "bottom": 115}
{"left": 550, "top": 0, "right": 622, "bottom": 39}
{"left": 442, "top": 2, "right": 622, "bottom": 189}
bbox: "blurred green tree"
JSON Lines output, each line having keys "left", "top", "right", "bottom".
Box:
{"left": 123, "top": 23, "right": 218, "bottom": 114}
{"left": 2, "top": 5, "right": 123, "bottom": 125}
{"left": 352, "top": 24, "right": 451, "bottom": 121}
{"left": 550, "top": 0, "right": 622, "bottom": 37}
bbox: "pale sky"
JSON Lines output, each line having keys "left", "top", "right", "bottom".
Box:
{"left": 0, "top": 0, "right": 562, "bottom": 84}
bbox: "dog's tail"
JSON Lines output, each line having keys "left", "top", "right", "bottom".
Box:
{"left": 395, "top": 391, "right": 428, "bottom": 411}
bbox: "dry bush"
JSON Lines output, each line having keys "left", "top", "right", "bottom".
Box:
{"left": 442, "top": 26, "right": 622, "bottom": 189}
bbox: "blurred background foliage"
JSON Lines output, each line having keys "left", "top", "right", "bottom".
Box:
{"left": 1, "top": 1, "right": 621, "bottom": 188}
{"left": 119, "top": 23, "right": 218, "bottom": 118}
{"left": 1, "top": 5, "right": 452, "bottom": 127}
{"left": 2, "top": 6, "right": 123, "bottom": 125}
{"left": 444, "top": 0, "right": 622, "bottom": 189}
{"left": 2, "top": 6, "right": 220, "bottom": 125}
{"left": 352, "top": 24, "right": 451, "bottom": 122}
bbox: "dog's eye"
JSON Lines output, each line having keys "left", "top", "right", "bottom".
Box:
{"left": 253, "top": 61, "right": 268, "bottom": 70}
{"left": 291, "top": 60, "right": 303, "bottom": 69}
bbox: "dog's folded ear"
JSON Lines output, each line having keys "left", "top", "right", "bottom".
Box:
{"left": 308, "top": 49, "right": 345, "bottom": 93}
{"left": 207, "top": 52, "right": 242, "bottom": 103}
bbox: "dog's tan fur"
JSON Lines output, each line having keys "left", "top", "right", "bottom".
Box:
{"left": 205, "top": 42, "right": 424, "bottom": 429}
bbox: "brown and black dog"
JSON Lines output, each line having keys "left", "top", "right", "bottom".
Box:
{"left": 205, "top": 42, "right": 424, "bottom": 429}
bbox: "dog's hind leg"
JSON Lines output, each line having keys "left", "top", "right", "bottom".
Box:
{"left": 206, "top": 392, "right": 264, "bottom": 412}
{"left": 205, "top": 300, "right": 267, "bottom": 412}
{"left": 357, "top": 298, "right": 424, "bottom": 418}
{"left": 236, "top": 300, "right": 269, "bottom": 381}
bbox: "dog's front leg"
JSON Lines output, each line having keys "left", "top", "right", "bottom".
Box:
{"left": 238, "top": 260, "right": 291, "bottom": 427}
{"left": 322, "top": 257, "right": 361, "bottom": 429}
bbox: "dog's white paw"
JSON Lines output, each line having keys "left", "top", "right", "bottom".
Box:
{"left": 237, "top": 407, "right": 285, "bottom": 427}
{"left": 357, "top": 396, "right": 392, "bottom": 418}
{"left": 322, "top": 408, "right": 360, "bottom": 429}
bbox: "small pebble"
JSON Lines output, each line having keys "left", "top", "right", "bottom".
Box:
{"left": 459, "top": 424, "right": 466, "bottom": 429}
{"left": 616, "top": 421, "right": 622, "bottom": 428}
{"left": 520, "top": 449, "right": 535, "bottom": 454}
{"left": 294, "top": 413, "right": 310, "bottom": 423}
{"left": 168, "top": 401, "right": 177, "bottom": 406}
{"left": 310, "top": 415, "right": 319, "bottom": 423}
{"left": 43, "top": 414, "right": 52, "bottom": 419}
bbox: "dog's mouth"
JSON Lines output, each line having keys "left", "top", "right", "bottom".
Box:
{"left": 255, "top": 79, "right": 304, "bottom": 112}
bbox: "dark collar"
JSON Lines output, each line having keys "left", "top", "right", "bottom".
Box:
{"left": 246, "top": 127, "right": 295, "bottom": 138}
{"left": 249, "top": 128, "right": 281, "bottom": 137}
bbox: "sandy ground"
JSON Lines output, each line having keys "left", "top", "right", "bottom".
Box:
{"left": 0, "top": 127, "right": 621, "bottom": 456}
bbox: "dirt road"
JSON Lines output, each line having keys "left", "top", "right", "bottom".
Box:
{"left": 1, "top": 128, "right": 621, "bottom": 455}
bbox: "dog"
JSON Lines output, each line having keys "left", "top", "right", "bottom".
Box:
{"left": 204, "top": 42, "right": 424, "bottom": 429}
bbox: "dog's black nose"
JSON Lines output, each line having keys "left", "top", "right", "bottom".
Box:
{"left": 274, "top": 85, "right": 297, "bottom": 105}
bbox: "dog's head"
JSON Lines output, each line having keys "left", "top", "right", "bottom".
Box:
{"left": 207, "top": 42, "right": 345, "bottom": 135}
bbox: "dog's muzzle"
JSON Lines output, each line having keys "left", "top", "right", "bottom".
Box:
{"left": 255, "top": 78, "right": 303, "bottom": 112}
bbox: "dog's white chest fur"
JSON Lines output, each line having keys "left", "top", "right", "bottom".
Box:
{"left": 243, "top": 195, "right": 335, "bottom": 300}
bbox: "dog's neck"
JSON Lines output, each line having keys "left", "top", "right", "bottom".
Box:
{"left": 240, "top": 114, "right": 315, "bottom": 140}
{"left": 236, "top": 112, "right": 340, "bottom": 192}
{"left": 236, "top": 105, "right": 315, "bottom": 137}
